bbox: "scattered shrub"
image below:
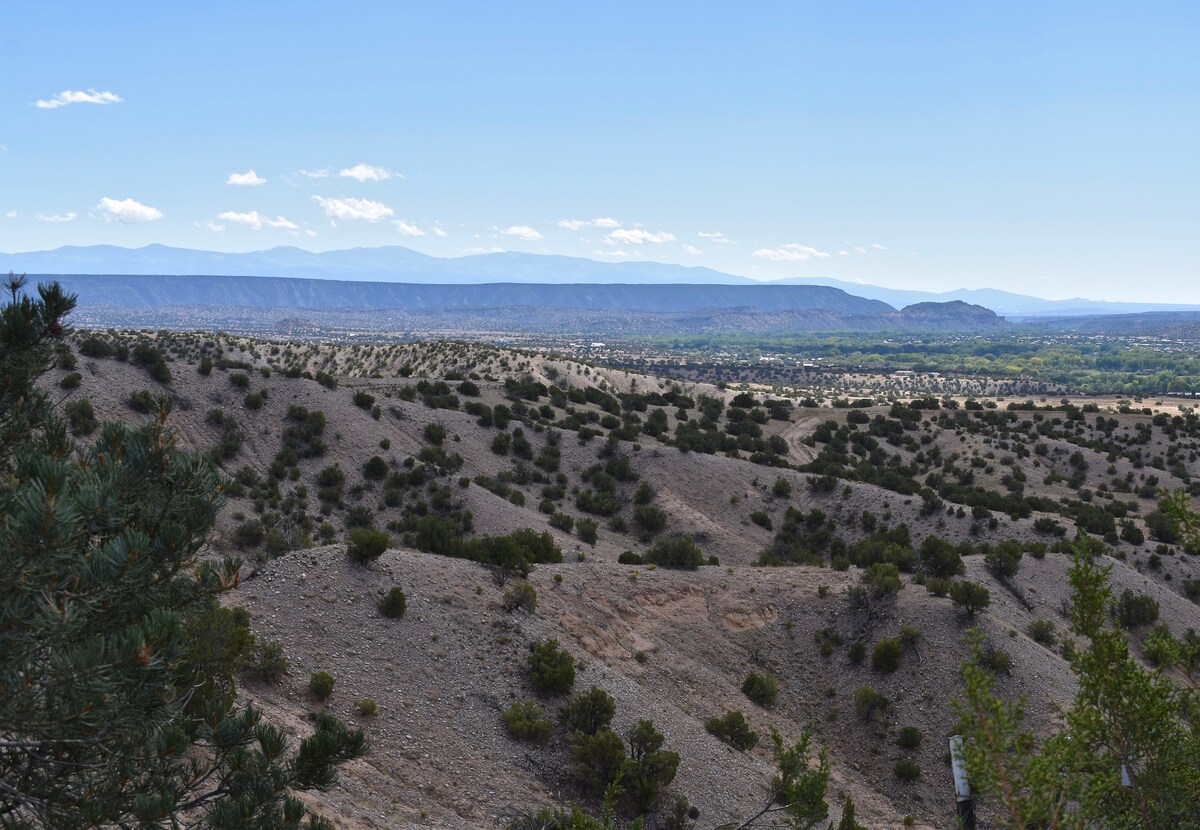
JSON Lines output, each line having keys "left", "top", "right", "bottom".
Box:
{"left": 377, "top": 587, "right": 407, "bottom": 618}
{"left": 872, "top": 637, "right": 902, "bottom": 673}
{"left": 347, "top": 528, "right": 389, "bottom": 564}
{"left": 896, "top": 726, "right": 923, "bottom": 750}
{"left": 354, "top": 699, "right": 377, "bottom": 716}
{"left": 644, "top": 535, "right": 704, "bottom": 570}
{"left": 308, "top": 671, "right": 334, "bottom": 701}
{"left": 853, "top": 686, "right": 889, "bottom": 722}
{"left": 528, "top": 638, "right": 575, "bottom": 696}
{"left": 502, "top": 700, "right": 554, "bottom": 742}
{"left": 894, "top": 759, "right": 921, "bottom": 781}
{"left": 741, "top": 672, "right": 778, "bottom": 708}
{"left": 1114, "top": 589, "right": 1159, "bottom": 628}
{"left": 950, "top": 580, "right": 991, "bottom": 618}
{"left": 704, "top": 710, "right": 758, "bottom": 751}
{"left": 503, "top": 581, "right": 538, "bottom": 614}
{"left": 559, "top": 686, "right": 616, "bottom": 735}
{"left": 1027, "top": 619, "right": 1057, "bottom": 646}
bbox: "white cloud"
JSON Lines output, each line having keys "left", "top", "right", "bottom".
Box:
{"left": 339, "top": 163, "right": 400, "bottom": 182}
{"left": 35, "top": 89, "right": 122, "bottom": 110}
{"left": 751, "top": 244, "right": 831, "bottom": 262}
{"left": 854, "top": 246, "right": 867, "bottom": 254}
{"left": 838, "top": 250, "right": 849, "bottom": 256}
{"left": 394, "top": 220, "right": 425, "bottom": 236}
{"left": 201, "top": 221, "right": 226, "bottom": 233}
{"left": 311, "top": 195, "right": 394, "bottom": 221}
{"left": 558, "top": 217, "right": 621, "bottom": 230}
{"left": 683, "top": 244, "right": 702, "bottom": 255}
{"left": 871, "top": 243, "right": 887, "bottom": 250}
{"left": 698, "top": 231, "right": 736, "bottom": 244}
{"left": 227, "top": 169, "right": 266, "bottom": 186}
{"left": 96, "top": 197, "right": 163, "bottom": 223}
{"left": 305, "top": 229, "right": 317, "bottom": 237}
{"left": 432, "top": 226, "right": 448, "bottom": 237}
{"left": 4, "top": 211, "right": 16, "bottom": 218}
{"left": 604, "top": 229, "right": 675, "bottom": 245}
{"left": 298, "top": 168, "right": 332, "bottom": 178}
{"left": 35, "top": 212, "right": 76, "bottom": 222}
{"left": 216, "top": 210, "right": 298, "bottom": 230}
{"left": 466, "top": 246, "right": 505, "bottom": 254}
{"left": 502, "top": 225, "right": 543, "bottom": 240}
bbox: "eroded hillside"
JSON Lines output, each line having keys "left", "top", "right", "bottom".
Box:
{"left": 46, "top": 330, "right": 1200, "bottom": 829}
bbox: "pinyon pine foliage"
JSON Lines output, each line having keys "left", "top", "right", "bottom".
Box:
{"left": 0, "top": 277, "right": 364, "bottom": 828}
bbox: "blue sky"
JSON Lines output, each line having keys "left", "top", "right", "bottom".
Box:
{"left": 2, "top": 2, "right": 1198, "bottom": 301}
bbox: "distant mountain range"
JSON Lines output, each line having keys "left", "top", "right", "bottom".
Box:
{"left": 4, "top": 243, "right": 1195, "bottom": 318}
{"left": 42, "top": 273, "right": 895, "bottom": 316}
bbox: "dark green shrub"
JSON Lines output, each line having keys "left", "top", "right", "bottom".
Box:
{"left": 502, "top": 700, "right": 554, "bottom": 742}
{"left": 984, "top": 542, "right": 1022, "bottom": 579}
{"left": 1027, "top": 619, "right": 1057, "bottom": 646}
{"left": 741, "top": 672, "right": 778, "bottom": 708}
{"left": 577, "top": 518, "right": 599, "bottom": 545}
{"left": 773, "top": 477, "right": 792, "bottom": 498}
{"left": 853, "top": 686, "right": 888, "bottom": 722}
{"left": 423, "top": 422, "right": 447, "bottom": 445}
{"left": 896, "top": 726, "right": 922, "bottom": 750}
{"left": 308, "top": 671, "right": 334, "bottom": 700}
{"left": 704, "top": 710, "right": 758, "bottom": 751}
{"left": 750, "top": 511, "right": 773, "bottom": 530}
{"left": 129, "top": 389, "right": 156, "bottom": 413}
{"left": 503, "top": 581, "right": 538, "bottom": 614}
{"left": 621, "top": 719, "right": 680, "bottom": 813}
{"left": 528, "top": 638, "right": 575, "bottom": 696}
{"left": 64, "top": 398, "right": 97, "bottom": 435}
{"left": 362, "top": 455, "right": 388, "bottom": 480}
{"left": 59, "top": 371, "right": 81, "bottom": 390}
{"left": 618, "top": 551, "right": 643, "bottom": 565}
{"left": 346, "top": 528, "right": 389, "bottom": 564}
{"left": 1114, "top": 589, "right": 1159, "bottom": 628}
{"left": 950, "top": 580, "right": 991, "bottom": 618}
{"left": 243, "top": 640, "right": 289, "bottom": 683}
{"left": 548, "top": 512, "right": 575, "bottom": 533}
{"left": 377, "top": 587, "right": 407, "bottom": 618}
{"left": 353, "top": 390, "right": 375, "bottom": 410}
{"left": 644, "top": 535, "right": 704, "bottom": 570}
{"left": 894, "top": 759, "right": 921, "bottom": 781}
{"left": 848, "top": 641, "right": 866, "bottom": 664}
{"left": 872, "top": 638, "right": 902, "bottom": 673}
{"left": 569, "top": 727, "right": 626, "bottom": 794}
{"left": 559, "top": 686, "right": 616, "bottom": 735}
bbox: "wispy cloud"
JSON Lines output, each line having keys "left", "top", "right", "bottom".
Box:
{"left": 698, "top": 231, "right": 736, "bottom": 244}
{"left": 394, "top": 220, "right": 424, "bottom": 236}
{"left": 96, "top": 197, "right": 163, "bottom": 223}
{"left": 502, "top": 225, "right": 543, "bottom": 240}
{"left": 216, "top": 210, "right": 297, "bottom": 230}
{"left": 683, "top": 244, "right": 702, "bottom": 255}
{"left": 200, "top": 220, "right": 226, "bottom": 233}
{"left": 312, "top": 195, "right": 393, "bottom": 221}
{"left": 35, "top": 89, "right": 122, "bottom": 109}
{"left": 751, "top": 243, "right": 830, "bottom": 262}
{"left": 298, "top": 168, "right": 332, "bottom": 179}
{"left": 604, "top": 229, "right": 675, "bottom": 245}
{"left": 4, "top": 211, "right": 16, "bottom": 219}
{"left": 559, "top": 217, "right": 621, "bottom": 230}
{"left": 432, "top": 226, "right": 448, "bottom": 237}
{"left": 35, "top": 212, "right": 76, "bottom": 222}
{"left": 340, "top": 163, "right": 400, "bottom": 182}
{"left": 227, "top": 169, "right": 266, "bottom": 186}
{"left": 870, "top": 242, "right": 887, "bottom": 250}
